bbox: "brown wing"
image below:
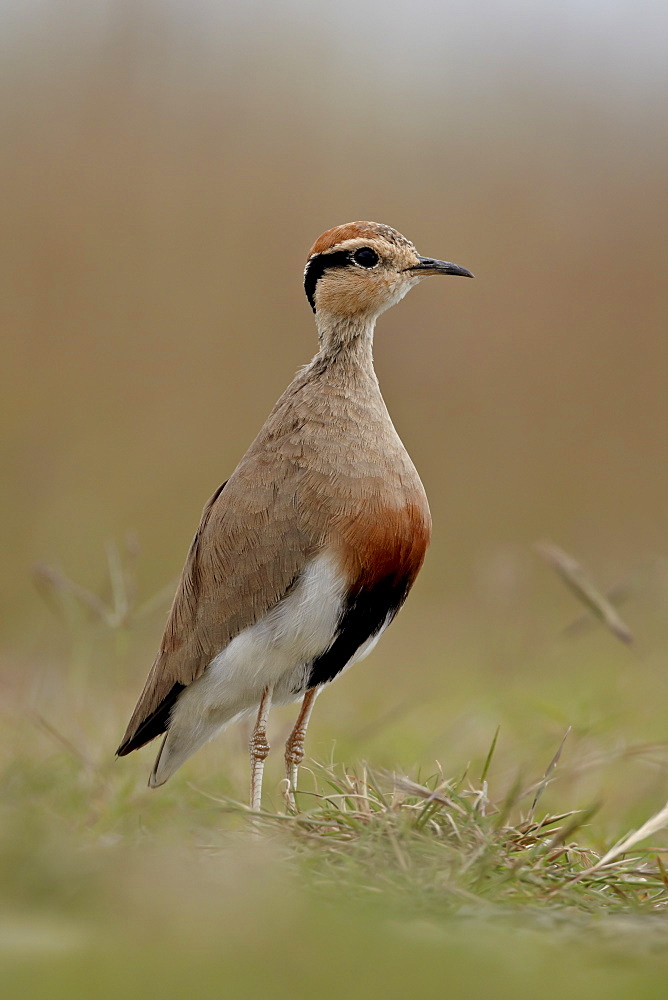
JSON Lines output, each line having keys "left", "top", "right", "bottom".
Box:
{"left": 117, "top": 355, "right": 431, "bottom": 757}
{"left": 117, "top": 453, "right": 320, "bottom": 754}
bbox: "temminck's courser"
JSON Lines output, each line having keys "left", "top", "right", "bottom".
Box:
{"left": 117, "top": 221, "right": 473, "bottom": 810}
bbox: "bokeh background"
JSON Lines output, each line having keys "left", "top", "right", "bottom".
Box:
{"left": 3, "top": 1, "right": 668, "bottom": 994}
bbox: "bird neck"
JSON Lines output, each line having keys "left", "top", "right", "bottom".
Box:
{"left": 314, "top": 313, "right": 376, "bottom": 375}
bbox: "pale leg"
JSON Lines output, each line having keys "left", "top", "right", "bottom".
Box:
{"left": 249, "top": 686, "right": 273, "bottom": 811}
{"left": 284, "top": 687, "right": 319, "bottom": 810}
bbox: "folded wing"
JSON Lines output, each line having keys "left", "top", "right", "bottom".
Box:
{"left": 117, "top": 464, "right": 318, "bottom": 755}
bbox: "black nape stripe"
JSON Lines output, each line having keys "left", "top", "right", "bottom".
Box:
{"left": 306, "top": 575, "right": 411, "bottom": 689}
{"left": 304, "top": 250, "right": 351, "bottom": 312}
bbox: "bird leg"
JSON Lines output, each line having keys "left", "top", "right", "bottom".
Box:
{"left": 284, "top": 687, "right": 318, "bottom": 811}
{"left": 249, "top": 686, "right": 273, "bottom": 811}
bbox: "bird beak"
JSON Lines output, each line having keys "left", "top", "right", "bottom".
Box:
{"left": 405, "top": 256, "right": 474, "bottom": 278}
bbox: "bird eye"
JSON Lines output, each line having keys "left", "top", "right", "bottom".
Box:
{"left": 352, "top": 247, "right": 379, "bottom": 268}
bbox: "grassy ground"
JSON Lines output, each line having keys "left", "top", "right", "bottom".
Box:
{"left": 2, "top": 750, "right": 668, "bottom": 1000}
{"left": 2, "top": 551, "right": 668, "bottom": 999}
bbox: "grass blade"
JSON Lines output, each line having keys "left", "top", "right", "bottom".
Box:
{"left": 537, "top": 542, "right": 634, "bottom": 644}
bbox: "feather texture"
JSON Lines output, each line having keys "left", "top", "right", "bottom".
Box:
{"left": 118, "top": 333, "right": 430, "bottom": 756}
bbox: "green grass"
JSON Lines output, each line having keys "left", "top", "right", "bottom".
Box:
{"left": 3, "top": 723, "right": 668, "bottom": 999}
{"left": 3, "top": 552, "right": 668, "bottom": 999}
{"left": 258, "top": 763, "right": 668, "bottom": 915}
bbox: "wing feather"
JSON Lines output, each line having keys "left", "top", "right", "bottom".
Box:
{"left": 118, "top": 458, "right": 320, "bottom": 754}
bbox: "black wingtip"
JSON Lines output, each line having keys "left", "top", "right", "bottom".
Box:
{"left": 115, "top": 682, "right": 185, "bottom": 757}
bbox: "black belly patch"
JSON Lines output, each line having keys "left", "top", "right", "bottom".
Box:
{"left": 306, "top": 575, "right": 412, "bottom": 689}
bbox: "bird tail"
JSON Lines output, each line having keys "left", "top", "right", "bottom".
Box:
{"left": 147, "top": 704, "right": 244, "bottom": 788}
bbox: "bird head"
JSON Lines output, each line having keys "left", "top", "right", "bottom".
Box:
{"left": 304, "top": 221, "right": 472, "bottom": 321}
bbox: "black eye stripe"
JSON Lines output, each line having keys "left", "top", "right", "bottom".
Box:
{"left": 303, "top": 246, "right": 381, "bottom": 312}
{"left": 303, "top": 250, "right": 351, "bottom": 312}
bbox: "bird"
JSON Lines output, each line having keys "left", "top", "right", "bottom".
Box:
{"left": 117, "top": 221, "right": 472, "bottom": 810}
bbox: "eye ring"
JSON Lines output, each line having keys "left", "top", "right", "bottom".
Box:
{"left": 352, "top": 247, "right": 379, "bottom": 269}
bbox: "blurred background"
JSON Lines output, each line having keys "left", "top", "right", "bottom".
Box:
{"left": 2, "top": 1, "right": 668, "bottom": 991}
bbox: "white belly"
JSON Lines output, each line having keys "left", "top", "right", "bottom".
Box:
{"left": 150, "top": 551, "right": 350, "bottom": 785}
{"left": 201, "top": 549, "right": 348, "bottom": 708}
